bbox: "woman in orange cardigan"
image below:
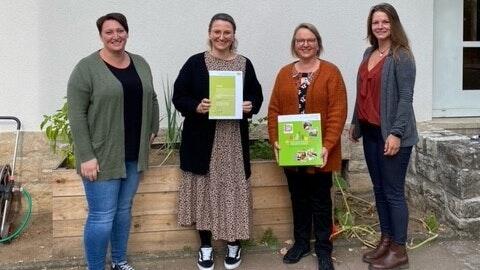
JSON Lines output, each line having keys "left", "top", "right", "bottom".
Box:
{"left": 267, "top": 23, "right": 347, "bottom": 270}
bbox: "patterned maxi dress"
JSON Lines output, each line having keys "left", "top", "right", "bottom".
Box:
{"left": 177, "top": 52, "right": 252, "bottom": 242}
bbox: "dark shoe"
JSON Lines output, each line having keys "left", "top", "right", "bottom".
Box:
{"left": 369, "top": 242, "right": 409, "bottom": 270}
{"left": 112, "top": 261, "right": 135, "bottom": 270}
{"left": 224, "top": 243, "right": 242, "bottom": 269}
{"left": 363, "top": 234, "right": 391, "bottom": 263}
{"left": 197, "top": 245, "right": 214, "bottom": 270}
{"left": 318, "top": 255, "right": 335, "bottom": 270}
{"left": 283, "top": 243, "right": 311, "bottom": 264}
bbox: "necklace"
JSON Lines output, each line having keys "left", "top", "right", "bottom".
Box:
{"left": 378, "top": 47, "right": 390, "bottom": 57}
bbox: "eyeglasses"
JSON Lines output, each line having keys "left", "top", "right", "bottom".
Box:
{"left": 295, "top": 38, "right": 317, "bottom": 45}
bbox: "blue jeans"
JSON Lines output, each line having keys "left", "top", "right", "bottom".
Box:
{"left": 361, "top": 123, "right": 412, "bottom": 245}
{"left": 82, "top": 161, "right": 140, "bottom": 270}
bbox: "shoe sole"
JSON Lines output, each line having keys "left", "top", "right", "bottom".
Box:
{"left": 282, "top": 251, "right": 311, "bottom": 264}
{"left": 197, "top": 263, "right": 214, "bottom": 270}
{"left": 362, "top": 256, "right": 377, "bottom": 264}
{"left": 368, "top": 263, "right": 409, "bottom": 270}
{"left": 224, "top": 260, "right": 241, "bottom": 269}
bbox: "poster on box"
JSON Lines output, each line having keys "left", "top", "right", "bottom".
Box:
{"left": 278, "top": 113, "right": 322, "bottom": 166}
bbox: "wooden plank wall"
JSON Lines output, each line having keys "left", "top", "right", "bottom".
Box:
{"left": 52, "top": 161, "right": 292, "bottom": 257}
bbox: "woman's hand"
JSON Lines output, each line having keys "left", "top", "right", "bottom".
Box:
{"left": 81, "top": 158, "right": 100, "bottom": 181}
{"left": 273, "top": 141, "right": 280, "bottom": 163}
{"left": 150, "top": 133, "right": 156, "bottom": 144}
{"left": 316, "top": 147, "right": 328, "bottom": 168}
{"left": 384, "top": 134, "right": 400, "bottom": 156}
{"left": 196, "top": 98, "right": 211, "bottom": 114}
{"left": 242, "top": 101, "right": 253, "bottom": 113}
{"left": 348, "top": 125, "right": 359, "bottom": 143}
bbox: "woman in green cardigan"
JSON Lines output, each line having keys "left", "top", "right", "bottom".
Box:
{"left": 67, "top": 13, "right": 159, "bottom": 270}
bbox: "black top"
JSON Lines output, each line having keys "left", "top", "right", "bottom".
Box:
{"left": 298, "top": 72, "right": 310, "bottom": 114}
{"left": 105, "top": 59, "right": 143, "bottom": 161}
{"left": 172, "top": 52, "right": 263, "bottom": 178}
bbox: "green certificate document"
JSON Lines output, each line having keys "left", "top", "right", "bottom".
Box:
{"left": 278, "top": 113, "right": 323, "bottom": 166}
{"left": 208, "top": 70, "right": 243, "bottom": 119}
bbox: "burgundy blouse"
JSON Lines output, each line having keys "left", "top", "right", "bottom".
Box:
{"left": 357, "top": 56, "right": 386, "bottom": 126}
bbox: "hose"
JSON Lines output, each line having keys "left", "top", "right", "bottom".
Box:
{"left": 0, "top": 188, "right": 32, "bottom": 243}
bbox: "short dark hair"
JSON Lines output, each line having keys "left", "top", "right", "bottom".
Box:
{"left": 96, "top": 13, "right": 129, "bottom": 34}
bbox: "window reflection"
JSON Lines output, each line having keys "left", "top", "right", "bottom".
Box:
{"left": 463, "top": 48, "right": 480, "bottom": 90}
{"left": 464, "top": 0, "right": 480, "bottom": 41}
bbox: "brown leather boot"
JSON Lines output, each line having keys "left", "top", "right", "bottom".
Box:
{"left": 362, "top": 235, "right": 391, "bottom": 263}
{"left": 369, "top": 242, "right": 409, "bottom": 270}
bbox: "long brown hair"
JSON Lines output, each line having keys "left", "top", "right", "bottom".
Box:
{"left": 367, "top": 3, "right": 412, "bottom": 59}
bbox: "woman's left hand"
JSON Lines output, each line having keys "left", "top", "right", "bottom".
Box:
{"left": 384, "top": 134, "right": 400, "bottom": 156}
{"left": 316, "top": 147, "right": 328, "bottom": 168}
{"left": 242, "top": 101, "right": 253, "bottom": 113}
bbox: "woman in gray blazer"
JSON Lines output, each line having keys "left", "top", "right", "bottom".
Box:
{"left": 349, "top": 3, "right": 418, "bottom": 270}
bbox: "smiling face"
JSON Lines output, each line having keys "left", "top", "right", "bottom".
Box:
{"left": 100, "top": 19, "right": 128, "bottom": 53}
{"left": 371, "top": 11, "right": 391, "bottom": 42}
{"left": 208, "top": 19, "right": 235, "bottom": 53}
{"left": 293, "top": 28, "right": 319, "bottom": 61}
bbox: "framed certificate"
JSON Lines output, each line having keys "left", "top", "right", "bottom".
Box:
{"left": 278, "top": 113, "right": 323, "bottom": 166}
{"left": 208, "top": 70, "right": 243, "bottom": 119}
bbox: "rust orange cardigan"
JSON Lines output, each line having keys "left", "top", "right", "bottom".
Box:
{"left": 267, "top": 60, "right": 347, "bottom": 172}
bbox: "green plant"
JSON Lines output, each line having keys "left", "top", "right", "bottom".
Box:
{"left": 332, "top": 173, "right": 377, "bottom": 248}
{"left": 157, "top": 78, "right": 183, "bottom": 165}
{"left": 248, "top": 117, "right": 274, "bottom": 160}
{"left": 239, "top": 238, "right": 257, "bottom": 250}
{"left": 182, "top": 245, "right": 193, "bottom": 253}
{"left": 40, "top": 98, "right": 75, "bottom": 168}
{"left": 407, "top": 213, "right": 439, "bottom": 249}
{"left": 259, "top": 228, "right": 279, "bottom": 249}
{"left": 332, "top": 173, "right": 440, "bottom": 250}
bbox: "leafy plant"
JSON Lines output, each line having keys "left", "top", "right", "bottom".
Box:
{"left": 331, "top": 173, "right": 377, "bottom": 248}
{"left": 424, "top": 213, "right": 439, "bottom": 233}
{"left": 157, "top": 78, "right": 183, "bottom": 165}
{"left": 40, "top": 98, "right": 75, "bottom": 168}
{"left": 332, "top": 172, "right": 440, "bottom": 250}
{"left": 259, "top": 228, "right": 279, "bottom": 249}
{"left": 248, "top": 117, "right": 274, "bottom": 160}
{"left": 250, "top": 139, "right": 274, "bottom": 160}
{"left": 239, "top": 238, "right": 257, "bottom": 250}
{"left": 407, "top": 213, "right": 439, "bottom": 249}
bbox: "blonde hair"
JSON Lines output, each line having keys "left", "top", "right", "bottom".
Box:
{"left": 290, "top": 23, "right": 323, "bottom": 58}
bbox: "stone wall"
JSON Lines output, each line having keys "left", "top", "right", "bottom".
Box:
{"left": 406, "top": 124, "right": 480, "bottom": 237}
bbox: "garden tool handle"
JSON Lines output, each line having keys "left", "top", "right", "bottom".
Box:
{"left": 0, "top": 116, "right": 22, "bottom": 173}
{"left": 0, "top": 116, "right": 21, "bottom": 130}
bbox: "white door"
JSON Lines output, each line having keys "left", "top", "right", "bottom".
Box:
{"left": 433, "top": 0, "right": 480, "bottom": 117}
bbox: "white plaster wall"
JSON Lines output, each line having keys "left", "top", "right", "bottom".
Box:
{"left": 1, "top": 0, "right": 433, "bottom": 131}
{"left": 0, "top": 1, "right": 40, "bottom": 131}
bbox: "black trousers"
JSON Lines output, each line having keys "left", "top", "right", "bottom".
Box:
{"left": 284, "top": 169, "right": 333, "bottom": 256}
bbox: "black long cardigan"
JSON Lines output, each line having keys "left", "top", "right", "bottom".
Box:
{"left": 172, "top": 52, "right": 263, "bottom": 178}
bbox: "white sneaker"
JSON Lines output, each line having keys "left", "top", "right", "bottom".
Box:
{"left": 197, "top": 245, "right": 214, "bottom": 270}
{"left": 224, "top": 244, "right": 242, "bottom": 269}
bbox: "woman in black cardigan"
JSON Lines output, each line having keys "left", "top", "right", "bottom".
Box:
{"left": 172, "top": 13, "right": 263, "bottom": 270}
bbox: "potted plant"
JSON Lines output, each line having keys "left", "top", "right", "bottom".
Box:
{"left": 40, "top": 98, "right": 75, "bottom": 169}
